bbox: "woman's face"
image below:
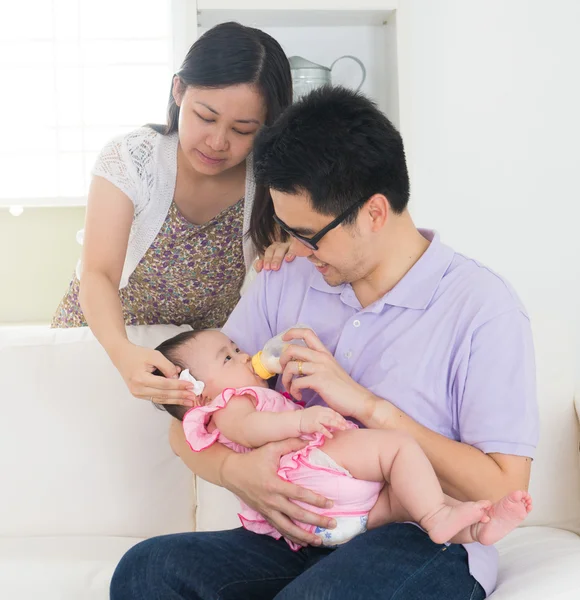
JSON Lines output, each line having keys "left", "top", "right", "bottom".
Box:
{"left": 173, "top": 80, "right": 267, "bottom": 175}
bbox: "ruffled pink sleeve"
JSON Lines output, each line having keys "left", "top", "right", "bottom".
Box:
{"left": 182, "top": 387, "right": 263, "bottom": 452}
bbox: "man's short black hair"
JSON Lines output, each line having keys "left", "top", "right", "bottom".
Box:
{"left": 250, "top": 85, "right": 410, "bottom": 252}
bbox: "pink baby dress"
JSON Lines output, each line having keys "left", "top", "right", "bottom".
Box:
{"left": 183, "top": 386, "right": 382, "bottom": 550}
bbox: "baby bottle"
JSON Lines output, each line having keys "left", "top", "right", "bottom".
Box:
{"left": 251, "top": 324, "right": 311, "bottom": 379}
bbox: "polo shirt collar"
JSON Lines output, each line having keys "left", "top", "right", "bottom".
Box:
{"left": 309, "top": 230, "right": 455, "bottom": 311}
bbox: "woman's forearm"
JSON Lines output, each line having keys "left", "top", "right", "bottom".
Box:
{"left": 79, "top": 271, "right": 130, "bottom": 361}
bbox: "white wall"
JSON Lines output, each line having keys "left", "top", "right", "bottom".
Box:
{"left": 402, "top": 0, "right": 580, "bottom": 528}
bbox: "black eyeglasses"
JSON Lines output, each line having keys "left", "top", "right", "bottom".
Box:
{"left": 273, "top": 197, "right": 368, "bottom": 251}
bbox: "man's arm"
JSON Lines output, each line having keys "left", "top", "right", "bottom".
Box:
{"left": 283, "top": 310, "right": 538, "bottom": 503}
{"left": 364, "top": 401, "right": 531, "bottom": 502}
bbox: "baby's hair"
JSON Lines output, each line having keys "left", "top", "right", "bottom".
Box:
{"left": 152, "top": 330, "right": 202, "bottom": 421}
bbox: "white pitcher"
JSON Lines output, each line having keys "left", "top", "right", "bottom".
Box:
{"left": 289, "top": 55, "right": 367, "bottom": 102}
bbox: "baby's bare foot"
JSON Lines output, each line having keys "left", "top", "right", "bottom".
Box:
{"left": 422, "top": 500, "right": 492, "bottom": 545}
{"left": 473, "top": 490, "right": 532, "bottom": 546}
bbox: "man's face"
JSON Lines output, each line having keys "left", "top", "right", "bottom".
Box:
{"left": 271, "top": 189, "right": 371, "bottom": 287}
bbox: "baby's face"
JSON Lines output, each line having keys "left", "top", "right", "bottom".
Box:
{"left": 179, "top": 330, "right": 267, "bottom": 402}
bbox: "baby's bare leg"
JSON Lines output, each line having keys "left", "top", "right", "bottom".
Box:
{"left": 369, "top": 491, "right": 471, "bottom": 531}
{"left": 367, "top": 485, "right": 410, "bottom": 529}
{"left": 323, "top": 429, "right": 489, "bottom": 544}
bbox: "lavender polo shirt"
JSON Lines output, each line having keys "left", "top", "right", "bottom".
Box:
{"left": 222, "top": 229, "right": 539, "bottom": 596}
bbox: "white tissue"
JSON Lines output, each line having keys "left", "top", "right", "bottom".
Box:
{"left": 179, "top": 369, "right": 205, "bottom": 396}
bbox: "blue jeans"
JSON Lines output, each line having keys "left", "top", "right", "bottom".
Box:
{"left": 110, "top": 523, "right": 486, "bottom": 599}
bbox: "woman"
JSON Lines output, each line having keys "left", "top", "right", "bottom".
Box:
{"left": 52, "top": 22, "right": 294, "bottom": 407}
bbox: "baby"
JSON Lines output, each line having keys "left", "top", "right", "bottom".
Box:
{"left": 155, "top": 329, "right": 532, "bottom": 550}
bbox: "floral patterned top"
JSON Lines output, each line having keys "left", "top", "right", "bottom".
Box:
{"left": 51, "top": 199, "right": 245, "bottom": 329}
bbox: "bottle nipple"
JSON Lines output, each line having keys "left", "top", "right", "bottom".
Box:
{"left": 251, "top": 351, "right": 276, "bottom": 380}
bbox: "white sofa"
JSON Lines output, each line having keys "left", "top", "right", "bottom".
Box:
{"left": 0, "top": 324, "right": 579, "bottom": 599}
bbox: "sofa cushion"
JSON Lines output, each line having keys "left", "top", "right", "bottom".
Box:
{"left": 196, "top": 478, "right": 241, "bottom": 532}
{"left": 0, "top": 325, "right": 195, "bottom": 538}
{"left": 0, "top": 536, "right": 142, "bottom": 600}
{"left": 492, "top": 526, "right": 580, "bottom": 598}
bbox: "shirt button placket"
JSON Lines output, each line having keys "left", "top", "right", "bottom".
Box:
{"left": 343, "top": 318, "right": 361, "bottom": 361}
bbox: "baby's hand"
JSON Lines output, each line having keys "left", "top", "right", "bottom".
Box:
{"left": 299, "top": 406, "right": 348, "bottom": 439}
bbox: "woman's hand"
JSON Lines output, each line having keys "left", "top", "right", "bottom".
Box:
{"left": 111, "top": 340, "right": 197, "bottom": 406}
{"left": 254, "top": 241, "right": 295, "bottom": 273}
{"left": 221, "top": 438, "right": 336, "bottom": 547}
{"left": 280, "top": 328, "right": 377, "bottom": 421}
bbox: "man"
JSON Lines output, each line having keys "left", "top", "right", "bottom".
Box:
{"left": 111, "top": 87, "right": 538, "bottom": 599}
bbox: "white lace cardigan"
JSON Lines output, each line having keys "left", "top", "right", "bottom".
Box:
{"left": 76, "top": 127, "right": 257, "bottom": 289}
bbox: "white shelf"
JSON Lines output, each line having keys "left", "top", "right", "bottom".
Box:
{"left": 0, "top": 197, "right": 87, "bottom": 209}
{"left": 197, "top": 9, "right": 394, "bottom": 28}
{"left": 196, "top": 0, "right": 397, "bottom": 11}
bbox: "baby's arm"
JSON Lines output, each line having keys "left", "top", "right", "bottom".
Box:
{"left": 211, "top": 395, "right": 302, "bottom": 448}
{"left": 212, "top": 397, "right": 348, "bottom": 449}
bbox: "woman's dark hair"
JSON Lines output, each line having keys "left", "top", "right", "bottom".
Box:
{"left": 251, "top": 86, "right": 411, "bottom": 250}
{"left": 149, "top": 22, "right": 292, "bottom": 255}
{"left": 152, "top": 330, "right": 201, "bottom": 421}
{"left": 153, "top": 22, "right": 292, "bottom": 135}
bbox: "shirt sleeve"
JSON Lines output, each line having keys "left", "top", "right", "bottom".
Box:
{"left": 91, "top": 131, "right": 146, "bottom": 206}
{"left": 221, "top": 270, "right": 276, "bottom": 356}
{"left": 458, "top": 308, "right": 539, "bottom": 458}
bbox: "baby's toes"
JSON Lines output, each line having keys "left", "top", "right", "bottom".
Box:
{"left": 508, "top": 490, "right": 525, "bottom": 503}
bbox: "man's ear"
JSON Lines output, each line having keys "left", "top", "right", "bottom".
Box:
{"left": 172, "top": 75, "right": 185, "bottom": 107}
{"left": 366, "top": 194, "right": 389, "bottom": 232}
